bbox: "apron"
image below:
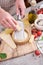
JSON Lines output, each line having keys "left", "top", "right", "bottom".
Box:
{"left": 0, "top": 0, "right": 16, "bottom": 15}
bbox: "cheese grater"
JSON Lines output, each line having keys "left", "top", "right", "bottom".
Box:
{"left": 14, "top": 15, "right": 25, "bottom": 41}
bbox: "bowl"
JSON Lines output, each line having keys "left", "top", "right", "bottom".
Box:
{"left": 12, "top": 29, "right": 29, "bottom": 45}
{"left": 34, "top": 18, "right": 43, "bottom": 30}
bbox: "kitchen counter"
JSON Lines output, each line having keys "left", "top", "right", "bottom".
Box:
{"left": 0, "top": 1, "right": 43, "bottom": 65}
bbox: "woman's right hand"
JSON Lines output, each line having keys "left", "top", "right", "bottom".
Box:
{"left": 0, "top": 8, "right": 19, "bottom": 31}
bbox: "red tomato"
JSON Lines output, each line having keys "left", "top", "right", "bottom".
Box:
{"left": 31, "top": 29, "right": 37, "bottom": 34}
{"left": 33, "top": 33, "right": 38, "bottom": 39}
{"left": 37, "top": 30, "right": 42, "bottom": 36}
{"left": 37, "top": 8, "right": 43, "bottom": 14}
{"left": 35, "top": 50, "right": 41, "bottom": 56}
{"left": 37, "top": 11, "right": 43, "bottom": 14}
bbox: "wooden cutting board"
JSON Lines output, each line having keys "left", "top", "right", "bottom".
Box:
{"left": 0, "top": 14, "right": 37, "bottom": 61}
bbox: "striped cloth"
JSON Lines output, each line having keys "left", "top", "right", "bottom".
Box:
{"left": 0, "top": 0, "right": 36, "bottom": 15}
{"left": 0, "top": 0, "right": 16, "bottom": 11}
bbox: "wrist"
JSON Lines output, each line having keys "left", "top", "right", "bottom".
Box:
{"left": 0, "top": 7, "right": 4, "bottom": 13}
{"left": 0, "top": 7, "right": 2, "bottom": 12}
{"left": 0, "top": 7, "right": 6, "bottom": 14}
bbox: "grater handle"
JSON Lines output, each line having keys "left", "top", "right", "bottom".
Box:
{"left": 17, "top": 14, "right": 21, "bottom": 20}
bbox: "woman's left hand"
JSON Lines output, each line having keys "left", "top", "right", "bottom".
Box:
{"left": 15, "top": 0, "right": 26, "bottom": 17}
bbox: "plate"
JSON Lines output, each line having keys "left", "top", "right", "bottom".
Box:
{"left": 34, "top": 18, "right": 43, "bottom": 30}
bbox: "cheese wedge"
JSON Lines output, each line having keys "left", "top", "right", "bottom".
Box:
{"left": 3, "top": 28, "right": 13, "bottom": 34}
{"left": 29, "top": 35, "right": 34, "bottom": 43}
{"left": 0, "top": 33, "right": 16, "bottom": 50}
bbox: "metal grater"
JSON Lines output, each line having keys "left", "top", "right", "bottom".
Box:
{"left": 14, "top": 15, "right": 25, "bottom": 41}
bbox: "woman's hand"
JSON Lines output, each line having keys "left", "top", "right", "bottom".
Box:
{"left": 0, "top": 8, "right": 19, "bottom": 30}
{"left": 15, "top": 0, "right": 26, "bottom": 17}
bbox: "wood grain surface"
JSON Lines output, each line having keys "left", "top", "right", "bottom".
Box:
{"left": 0, "top": 14, "right": 37, "bottom": 61}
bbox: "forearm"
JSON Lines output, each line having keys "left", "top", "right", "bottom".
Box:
{"left": 0, "top": 7, "right": 4, "bottom": 13}
{"left": 0, "top": 7, "right": 6, "bottom": 13}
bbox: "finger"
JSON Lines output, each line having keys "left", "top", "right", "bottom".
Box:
{"left": 11, "top": 17, "right": 18, "bottom": 25}
{"left": 16, "top": 6, "right": 20, "bottom": 15}
{"left": 19, "top": 5, "right": 26, "bottom": 17}
{"left": 21, "top": 8, "right": 25, "bottom": 17}
{"left": 6, "top": 18, "right": 17, "bottom": 30}
{"left": 0, "top": 21, "right": 8, "bottom": 28}
{"left": 2, "top": 19, "right": 14, "bottom": 29}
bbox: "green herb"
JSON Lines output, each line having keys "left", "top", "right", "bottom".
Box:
{"left": 0, "top": 53, "right": 7, "bottom": 59}
{"left": 41, "top": 36, "right": 43, "bottom": 40}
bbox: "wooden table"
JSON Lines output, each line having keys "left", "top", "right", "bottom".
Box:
{"left": 0, "top": 2, "right": 43, "bottom": 64}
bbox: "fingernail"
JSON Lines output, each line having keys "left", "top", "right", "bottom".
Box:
{"left": 23, "top": 15, "right": 25, "bottom": 18}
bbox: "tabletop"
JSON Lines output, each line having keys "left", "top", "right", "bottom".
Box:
{"left": 0, "top": 1, "right": 43, "bottom": 65}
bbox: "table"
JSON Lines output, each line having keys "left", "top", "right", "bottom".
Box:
{"left": 0, "top": 1, "right": 43, "bottom": 65}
